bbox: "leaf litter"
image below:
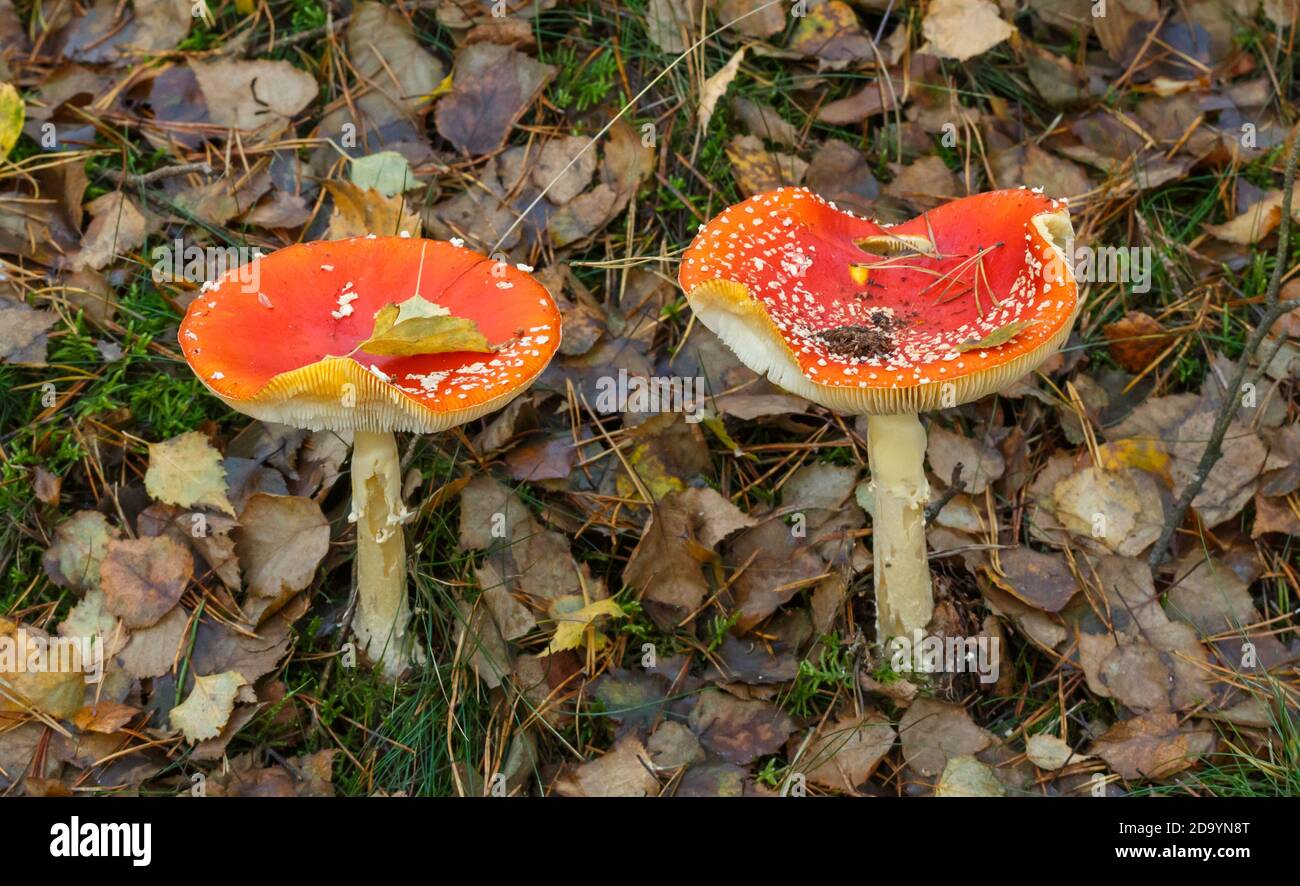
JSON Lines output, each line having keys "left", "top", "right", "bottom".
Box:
{"left": 0, "top": 0, "right": 1297, "bottom": 800}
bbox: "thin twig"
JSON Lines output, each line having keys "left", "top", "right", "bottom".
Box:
{"left": 256, "top": 17, "right": 349, "bottom": 54}
{"left": 103, "top": 162, "right": 212, "bottom": 187}
{"left": 925, "top": 464, "right": 965, "bottom": 524}
{"left": 1146, "top": 125, "right": 1300, "bottom": 571}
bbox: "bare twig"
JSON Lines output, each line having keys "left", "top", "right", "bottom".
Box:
{"left": 250, "top": 12, "right": 351, "bottom": 55}
{"left": 103, "top": 162, "right": 212, "bottom": 187}
{"left": 925, "top": 464, "right": 965, "bottom": 524}
{"left": 1147, "top": 125, "right": 1300, "bottom": 571}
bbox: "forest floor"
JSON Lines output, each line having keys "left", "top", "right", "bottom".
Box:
{"left": 1, "top": 0, "right": 1299, "bottom": 797}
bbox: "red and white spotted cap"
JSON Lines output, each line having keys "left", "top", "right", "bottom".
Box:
{"left": 678, "top": 187, "right": 1079, "bottom": 414}
{"left": 179, "top": 237, "right": 561, "bottom": 432}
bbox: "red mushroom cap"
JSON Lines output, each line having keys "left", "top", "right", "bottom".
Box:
{"left": 678, "top": 187, "right": 1079, "bottom": 413}
{"left": 179, "top": 237, "right": 561, "bottom": 432}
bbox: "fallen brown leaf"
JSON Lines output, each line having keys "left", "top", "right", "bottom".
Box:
{"left": 898, "top": 697, "right": 994, "bottom": 778}
{"left": 73, "top": 191, "right": 147, "bottom": 271}
{"left": 99, "top": 535, "right": 194, "bottom": 629}
{"left": 235, "top": 493, "right": 330, "bottom": 624}
{"left": 43, "top": 510, "right": 119, "bottom": 592}
{"left": 190, "top": 59, "right": 317, "bottom": 133}
{"left": 1104, "top": 311, "right": 1171, "bottom": 373}
{"left": 0, "top": 619, "right": 86, "bottom": 718}
{"left": 435, "top": 43, "right": 554, "bottom": 156}
{"left": 726, "top": 134, "right": 809, "bottom": 197}
{"left": 995, "top": 547, "right": 1078, "bottom": 612}
{"left": 688, "top": 688, "right": 795, "bottom": 765}
{"left": 927, "top": 425, "right": 1005, "bottom": 495}
{"left": 531, "top": 135, "right": 596, "bottom": 205}
{"left": 921, "top": 0, "right": 1014, "bottom": 61}
{"left": 789, "top": 708, "right": 896, "bottom": 793}
{"left": 1090, "top": 712, "right": 1215, "bottom": 781}
{"left": 553, "top": 735, "right": 660, "bottom": 797}
{"left": 0, "top": 301, "right": 56, "bottom": 364}
{"left": 1170, "top": 412, "right": 1266, "bottom": 528}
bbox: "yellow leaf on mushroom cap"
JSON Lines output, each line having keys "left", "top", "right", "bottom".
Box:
{"left": 357, "top": 293, "right": 493, "bottom": 357}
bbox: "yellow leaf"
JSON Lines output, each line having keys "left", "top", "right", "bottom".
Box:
{"left": 145, "top": 431, "right": 236, "bottom": 516}
{"left": 615, "top": 442, "right": 684, "bottom": 501}
{"left": 0, "top": 619, "right": 86, "bottom": 719}
{"left": 235, "top": 0, "right": 255, "bottom": 13}
{"left": 955, "top": 319, "right": 1036, "bottom": 352}
{"left": 545, "top": 597, "right": 627, "bottom": 655}
{"left": 698, "top": 47, "right": 745, "bottom": 135}
{"left": 0, "top": 82, "right": 22, "bottom": 162}
{"left": 701, "top": 415, "right": 743, "bottom": 457}
{"left": 357, "top": 294, "right": 493, "bottom": 356}
{"left": 171, "top": 671, "right": 246, "bottom": 743}
{"left": 1098, "top": 438, "right": 1171, "bottom": 483}
{"left": 425, "top": 73, "right": 454, "bottom": 102}
{"left": 323, "top": 180, "right": 420, "bottom": 240}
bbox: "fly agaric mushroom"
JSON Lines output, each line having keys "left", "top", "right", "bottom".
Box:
{"left": 679, "top": 186, "right": 1077, "bottom": 643}
{"left": 179, "top": 236, "right": 561, "bottom": 678}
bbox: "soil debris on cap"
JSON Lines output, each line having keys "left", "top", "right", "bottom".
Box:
{"left": 816, "top": 309, "right": 905, "bottom": 360}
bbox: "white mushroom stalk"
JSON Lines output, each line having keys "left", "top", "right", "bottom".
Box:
{"left": 865, "top": 414, "right": 933, "bottom": 641}
{"left": 350, "top": 430, "right": 421, "bottom": 678}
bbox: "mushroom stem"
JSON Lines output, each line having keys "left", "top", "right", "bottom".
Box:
{"left": 865, "top": 413, "right": 934, "bottom": 643}
{"left": 350, "top": 429, "right": 421, "bottom": 678}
